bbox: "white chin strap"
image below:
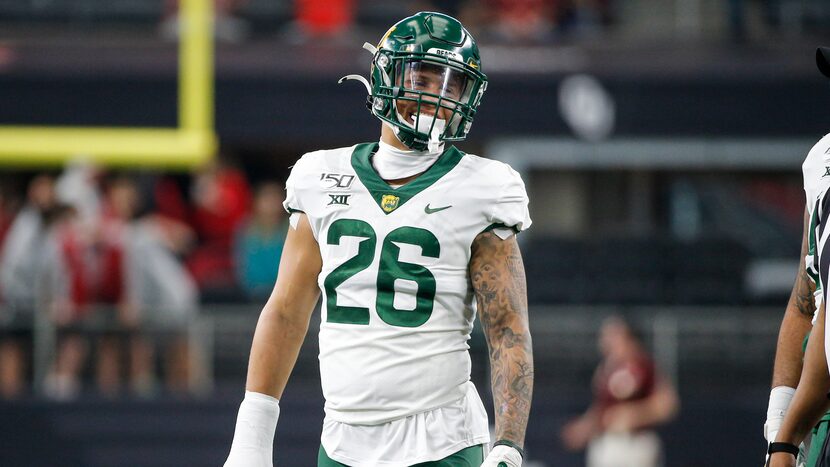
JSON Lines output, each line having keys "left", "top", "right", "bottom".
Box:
{"left": 396, "top": 111, "right": 447, "bottom": 153}
{"left": 373, "top": 139, "right": 442, "bottom": 181}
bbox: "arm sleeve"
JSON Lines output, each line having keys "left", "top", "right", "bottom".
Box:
{"left": 802, "top": 134, "right": 830, "bottom": 211}
{"left": 282, "top": 154, "right": 321, "bottom": 239}
{"left": 487, "top": 165, "right": 532, "bottom": 236}
{"left": 283, "top": 158, "right": 307, "bottom": 215}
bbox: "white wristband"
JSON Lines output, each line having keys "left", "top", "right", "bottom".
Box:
{"left": 482, "top": 445, "right": 523, "bottom": 467}
{"left": 765, "top": 386, "right": 796, "bottom": 442}
{"left": 224, "top": 391, "right": 280, "bottom": 467}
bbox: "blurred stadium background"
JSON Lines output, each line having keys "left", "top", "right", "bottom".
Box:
{"left": 0, "top": 0, "right": 828, "bottom": 465}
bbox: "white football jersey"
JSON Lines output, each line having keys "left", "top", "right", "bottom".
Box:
{"left": 811, "top": 168, "right": 830, "bottom": 375}
{"left": 802, "top": 133, "right": 830, "bottom": 314}
{"left": 283, "top": 142, "right": 531, "bottom": 426}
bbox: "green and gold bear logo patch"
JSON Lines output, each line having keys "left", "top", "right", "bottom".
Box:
{"left": 381, "top": 194, "right": 400, "bottom": 213}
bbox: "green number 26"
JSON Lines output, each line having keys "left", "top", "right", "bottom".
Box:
{"left": 323, "top": 218, "right": 440, "bottom": 328}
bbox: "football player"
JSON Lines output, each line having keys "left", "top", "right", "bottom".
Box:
{"left": 224, "top": 12, "right": 533, "bottom": 467}
{"left": 767, "top": 46, "right": 830, "bottom": 467}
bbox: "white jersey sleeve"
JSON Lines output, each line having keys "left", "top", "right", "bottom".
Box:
{"left": 487, "top": 164, "right": 532, "bottom": 235}
{"left": 283, "top": 156, "right": 306, "bottom": 213}
{"left": 802, "top": 133, "right": 830, "bottom": 213}
{"left": 283, "top": 152, "right": 322, "bottom": 238}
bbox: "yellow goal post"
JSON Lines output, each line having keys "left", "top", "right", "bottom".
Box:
{"left": 0, "top": 0, "right": 217, "bottom": 169}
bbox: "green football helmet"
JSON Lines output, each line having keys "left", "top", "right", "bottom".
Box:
{"left": 340, "top": 12, "right": 488, "bottom": 151}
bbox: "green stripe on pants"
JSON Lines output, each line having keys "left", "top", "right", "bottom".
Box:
{"left": 318, "top": 444, "right": 485, "bottom": 466}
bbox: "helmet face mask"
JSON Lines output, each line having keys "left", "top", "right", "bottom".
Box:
{"left": 365, "top": 12, "right": 488, "bottom": 151}
{"left": 391, "top": 60, "right": 474, "bottom": 142}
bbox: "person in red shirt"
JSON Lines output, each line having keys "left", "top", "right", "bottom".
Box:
{"left": 561, "top": 316, "right": 679, "bottom": 467}
{"left": 39, "top": 204, "right": 94, "bottom": 399}
{"left": 188, "top": 162, "right": 251, "bottom": 297}
{"left": 94, "top": 177, "right": 155, "bottom": 396}
{"left": 97, "top": 175, "right": 200, "bottom": 396}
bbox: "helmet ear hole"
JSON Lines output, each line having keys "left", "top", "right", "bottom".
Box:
{"left": 376, "top": 53, "right": 390, "bottom": 69}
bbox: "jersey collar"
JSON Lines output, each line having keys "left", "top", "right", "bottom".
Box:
{"left": 351, "top": 142, "right": 464, "bottom": 215}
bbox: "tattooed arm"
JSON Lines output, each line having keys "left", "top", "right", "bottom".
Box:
{"left": 470, "top": 231, "right": 534, "bottom": 449}
{"left": 769, "top": 304, "right": 830, "bottom": 467}
{"left": 764, "top": 207, "right": 817, "bottom": 451}
{"left": 772, "top": 208, "right": 816, "bottom": 389}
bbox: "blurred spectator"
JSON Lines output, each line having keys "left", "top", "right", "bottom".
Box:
{"left": 188, "top": 161, "right": 251, "bottom": 300}
{"left": 153, "top": 175, "right": 191, "bottom": 226}
{"left": 94, "top": 176, "right": 148, "bottom": 396}
{"left": 97, "top": 176, "right": 200, "bottom": 396}
{"left": 0, "top": 187, "right": 15, "bottom": 252}
{"left": 290, "top": 0, "right": 355, "bottom": 42}
{"left": 55, "top": 160, "right": 102, "bottom": 236}
{"left": 460, "top": 0, "right": 614, "bottom": 43}
{"left": 37, "top": 204, "right": 93, "bottom": 400}
{"left": 0, "top": 175, "right": 56, "bottom": 398}
{"left": 233, "top": 181, "right": 288, "bottom": 301}
{"left": 561, "top": 316, "right": 679, "bottom": 467}
{"left": 462, "top": 0, "right": 557, "bottom": 43}
{"left": 126, "top": 206, "right": 200, "bottom": 393}
{"left": 0, "top": 175, "right": 56, "bottom": 309}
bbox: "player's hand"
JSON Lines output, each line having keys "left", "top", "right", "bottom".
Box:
{"left": 481, "top": 445, "right": 523, "bottom": 467}
{"left": 767, "top": 452, "right": 797, "bottom": 467}
{"left": 223, "top": 447, "right": 273, "bottom": 467}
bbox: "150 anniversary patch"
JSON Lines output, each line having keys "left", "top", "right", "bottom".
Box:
{"left": 321, "top": 173, "right": 355, "bottom": 189}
